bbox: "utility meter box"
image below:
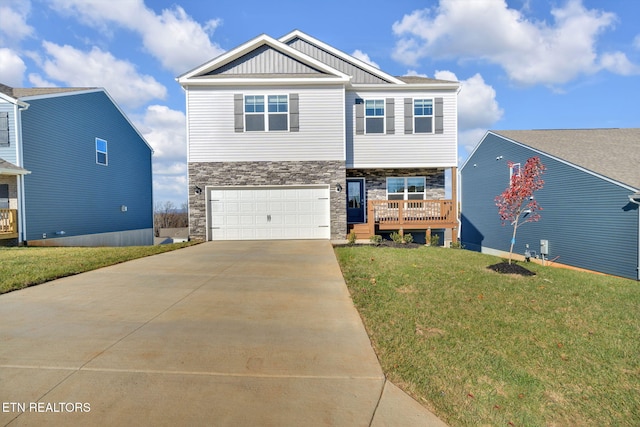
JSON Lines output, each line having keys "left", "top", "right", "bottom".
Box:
{"left": 540, "top": 239, "right": 549, "bottom": 256}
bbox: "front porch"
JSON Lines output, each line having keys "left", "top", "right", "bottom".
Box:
{"left": 0, "top": 209, "right": 18, "bottom": 239}
{"left": 350, "top": 199, "right": 458, "bottom": 242}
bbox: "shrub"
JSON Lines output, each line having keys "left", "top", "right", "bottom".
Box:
{"left": 347, "top": 231, "right": 357, "bottom": 245}
{"left": 429, "top": 234, "right": 440, "bottom": 247}
{"left": 403, "top": 233, "right": 414, "bottom": 244}
{"left": 369, "top": 235, "right": 383, "bottom": 246}
{"left": 390, "top": 232, "right": 404, "bottom": 244}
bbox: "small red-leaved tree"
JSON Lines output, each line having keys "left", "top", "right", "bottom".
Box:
{"left": 495, "top": 156, "right": 546, "bottom": 264}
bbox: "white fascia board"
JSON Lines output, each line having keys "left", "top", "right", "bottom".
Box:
{"left": 180, "top": 76, "right": 350, "bottom": 87}
{"left": 459, "top": 130, "right": 491, "bottom": 171}
{"left": 280, "top": 30, "right": 407, "bottom": 85}
{"left": 177, "top": 33, "right": 351, "bottom": 85}
{"left": 350, "top": 82, "right": 461, "bottom": 91}
{"left": 21, "top": 88, "right": 154, "bottom": 154}
{"left": 0, "top": 92, "right": 29, "bottom": 109}
{"left": 483, "top": 131, "right": 639, "bottom": 193}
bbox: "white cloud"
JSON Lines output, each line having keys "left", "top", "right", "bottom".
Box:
{"left": 135, "top": 105, "right": 188, "bottom": 206}
{"left": 0, "top": 1, "right": 34, "bottom": 43}
{"left": 599, "top": 51, "right": 640, "bottom": 75}
{"left": 438, "top": 71, "right": 503, "bottom": 131}
{"left": 31, "top": 42, "right": 166, "bottom": 109}
{"left": 392, "top": 0, "right": 638, "bottom": 86}
{"left": 0, "top": 48, "right": 27, "bottom": 86}
{"left": 49, "top": 0, "right": 225, "bottom": 74}
{"left": 138, "top": 105, "right": 186, "bottom": 161}
{"left": 351, "top": 49, "right": 379, "bottom": 69}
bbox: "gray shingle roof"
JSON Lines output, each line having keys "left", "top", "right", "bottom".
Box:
{"left": 492, "top": 128, "right": 640, "bottom": 191}
{"left": 0, "top": 83, "right": 94, "bottom": 99}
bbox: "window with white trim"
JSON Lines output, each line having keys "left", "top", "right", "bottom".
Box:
{"left": 244, "top": 95, "right": 288, "bottom": 132}
{"left": 414, "top": 99, "right": 433, "bottom": 133}
{"left": 509, "top": 163, "right": 521, "bottom": 184}
{"left": 365, "top": 99, "right": 384, "bottom": 134}
{"left": 96, "top": 138, "right": 108, "bottom": 166}
{"left": 386, "top": 177, "right": 426, "bottom": 200}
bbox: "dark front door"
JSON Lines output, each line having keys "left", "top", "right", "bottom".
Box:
{"left": 347, "top": 179, "right": 365, "bottom": 223}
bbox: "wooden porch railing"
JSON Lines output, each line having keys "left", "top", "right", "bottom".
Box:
{"left": 358, "top": 199, "right": 457, "bottom": 238}
{"left": 0, "top": 209, "right": 18, "bottom": 238}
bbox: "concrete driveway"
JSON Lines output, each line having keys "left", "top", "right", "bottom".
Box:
{"left": 0, "top": 240, "right": 446, "bottom": 426}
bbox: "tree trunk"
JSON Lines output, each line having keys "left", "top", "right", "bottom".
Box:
{"left": 508, "top": 219, "right": 518, "bottom": 265}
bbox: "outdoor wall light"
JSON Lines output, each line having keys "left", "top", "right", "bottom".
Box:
{"left": 335, "top": 183, "right": 343, "bottom": 193}
{"left": 194, "top": 185, "right": 202, "bottom": 195}
{"left": 55, "top": 231, "right": 66, "bottom": 235}
{"left": 496, "top": 156, "right": 503, "bottom": 160}
{"left": 120, "top": 205, "right": 128, "bottom": 212}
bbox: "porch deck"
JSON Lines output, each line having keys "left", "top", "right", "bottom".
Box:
{"left": 351, "top": 200, "right": 458, "bottom": 240}
{"left": 0, "top": 209, "right": 18, "bottom": 239}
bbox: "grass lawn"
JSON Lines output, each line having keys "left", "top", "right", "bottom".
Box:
{"left": 0, "top": 242, "right": 197, "bottom": 294}
{"left": 335, "top": 245, "right": 640, "bottom": 426}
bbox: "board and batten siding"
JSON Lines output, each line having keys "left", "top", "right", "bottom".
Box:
{"left": 346, "top": 90, "right": 458, "bottom": 168}
{"left": 187, "top": 85, "right": 345, "bottom": 162}
{"left": 0, "top": 101, "right": 18, "bottom": 165}
{"left": 20, "top": 91, "right": 153, "bottom": 242}
{"left": 461, "top": 133, "right": 639, "bottom": 280}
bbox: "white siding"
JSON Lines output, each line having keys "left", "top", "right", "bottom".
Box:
{"left": 346, "top": 90, "right": 458, "bottom": 168}
{"left": 187, "top": 85, "right": 344, "bottom": 162}
{"left": 0, "top": 101, "right": 18, "bottom": 165}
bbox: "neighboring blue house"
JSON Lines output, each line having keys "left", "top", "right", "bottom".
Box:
{"left": 0, "top": 83, "right": 154, "bottom": 246}
{"left": 460, "top": 129, "right": 640, "bottom": 281}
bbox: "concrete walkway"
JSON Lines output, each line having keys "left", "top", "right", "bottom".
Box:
{"left": 0, "top": 241, "right": 447, "bottom": 426}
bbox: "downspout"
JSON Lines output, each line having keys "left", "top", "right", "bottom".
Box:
{"left": 629, "top": 193, "right": 640, "bottom": 280}
{"left": 16, "top": 101, "right": 29, "bottom": 244}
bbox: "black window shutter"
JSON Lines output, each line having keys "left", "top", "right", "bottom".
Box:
{"left": 234, "top": 94, "right": 244, "bottom": 132}
{"left": 404, "top": 98, "right": 413, "bottom": 134}
{"left": 385, "top": 98, "right": 395, "bottom": 134}
{"left": 0, "top": 112, "right": 8, "bottom": 146}
{"left": 435, "top": 97, "right": 444, "bottom": 134}
{"left": 355, "top": 102, "right": 364, "bottom": 135}
{"left": 289, "top": 93, "right": 299, "bottom": 132}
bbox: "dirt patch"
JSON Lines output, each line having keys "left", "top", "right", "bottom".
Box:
{"left": 487, "top": 261, "right": 536, "bottom": 276}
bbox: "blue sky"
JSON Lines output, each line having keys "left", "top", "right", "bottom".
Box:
{"left": 1, "top": 0, "right": 639, "bottom": 207}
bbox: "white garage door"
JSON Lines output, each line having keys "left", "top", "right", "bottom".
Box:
{"left": 208, "top": 186, "right": 331, "bottom": 240}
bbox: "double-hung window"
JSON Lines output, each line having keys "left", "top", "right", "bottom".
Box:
{"left": 414, "top": 99, "right": 433, "bottom": 133}
{"left": 387, "top": 177, "right": 426, "bottom": 200}
{"left": 245, "top": 95, "right": 265, "bottom": 131}
{"left": 244, "top": 95, "right": 288, "bottom": 132}
{"left": 509, "top": 163, "right": 521, "bottom": 186}
{"left": 365, "top": 99, "right": 384, "bottom": 134}
{"left": 96, "top": 138, "right": 108, "bottom": 166}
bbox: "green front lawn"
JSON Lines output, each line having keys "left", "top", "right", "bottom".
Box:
{"left": 335, "top": 246, "right": 640, "bottom": 426}
{"left": 0, "top": 242, "right": 196, "bottom": 294}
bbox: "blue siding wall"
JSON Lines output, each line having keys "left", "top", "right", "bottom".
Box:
{"left": 461, "top": 133, "right": 639, "bottom": 280}
{"left": 21, "top": 91, "right": 153, "bottom": 241}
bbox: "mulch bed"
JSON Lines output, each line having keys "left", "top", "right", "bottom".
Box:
{"left": 487, "top": 261, "right": 536, "bottom": 276}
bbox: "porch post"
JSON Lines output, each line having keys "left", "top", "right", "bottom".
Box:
{"left": 367, "top": 200, "right": 375, "bottom": 238}
{"left": 451, "top": 166, "right": 458, "bottom": 243}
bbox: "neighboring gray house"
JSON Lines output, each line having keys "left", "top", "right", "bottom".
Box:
{"left": 178, "top": 30, "right": 460, "bottom": 241}
{"left": 461, "top": 129, "right": 640, "bottom": 280}
{"left": 0, "top": 84, "right": 154, "bottom": 246}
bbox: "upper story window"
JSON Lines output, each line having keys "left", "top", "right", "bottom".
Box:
{"left": 414, "top": 99, "right": 433, "bottom": 133}
{"left": 387, "top": 177, "right": 426, "bottom": 200}
{"left": 235, "top": 93, "right": 298, "bottom": 133}
{"left": 244, "top": 95, "right": 288, "bottom": 132}
{"left": 96, "top": 138, "right": 108, "bottom": 166}
{"left": 365, "top": 99, "right": 385, "bottom": 134}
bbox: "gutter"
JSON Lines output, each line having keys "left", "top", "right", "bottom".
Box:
{"left": 629, "top": 192, "right": 640, "bottom": 280}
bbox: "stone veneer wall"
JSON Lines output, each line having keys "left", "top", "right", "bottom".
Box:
{"left": 188, "top": 161, "right": 347, "bottom": 240}
{"left": 346, "top": 168, "right": 445, "bottom": 201}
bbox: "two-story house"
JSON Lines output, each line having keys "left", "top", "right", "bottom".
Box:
{"left": 178, "top": 30, "right": 459, "bottom": 242}
{"left": 0, "top": 84, "right": 153, "bottom": 246}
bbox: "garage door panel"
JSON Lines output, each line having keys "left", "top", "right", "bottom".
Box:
{"left": 208, "top": 186, "right": 330, "bottom": 241}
